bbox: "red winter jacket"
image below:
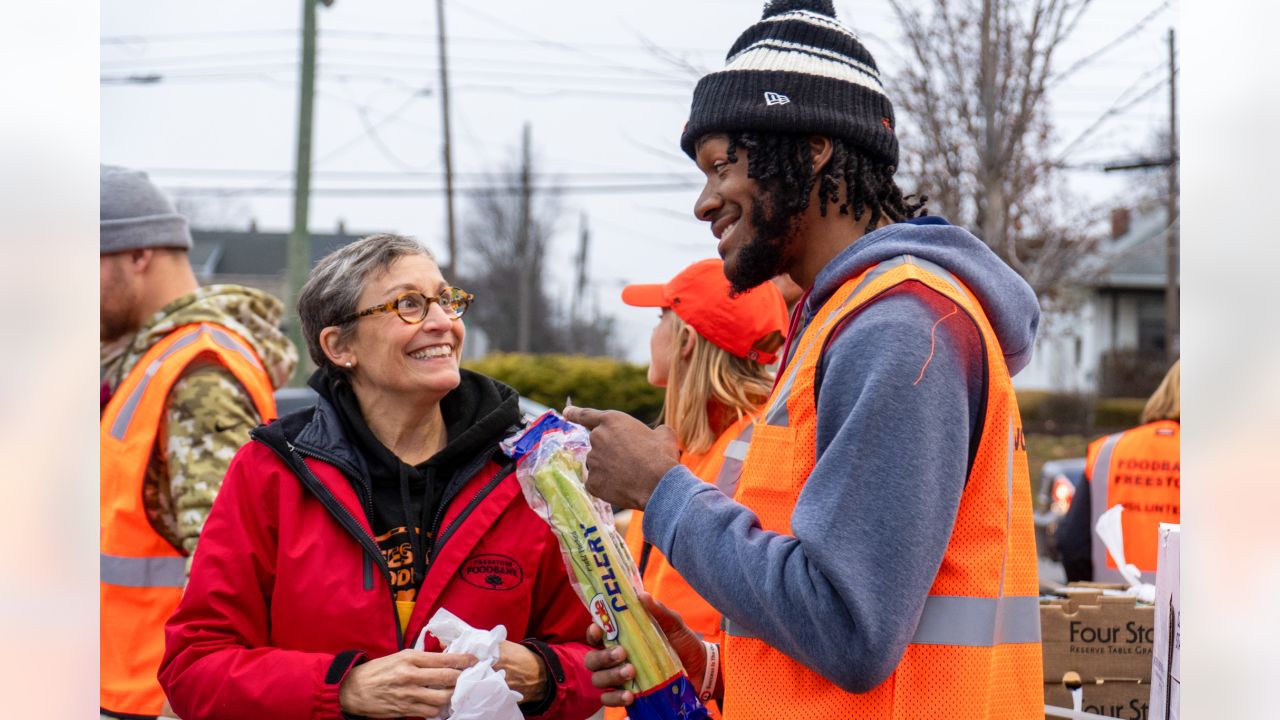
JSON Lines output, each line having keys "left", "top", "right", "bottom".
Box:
{"left": 159, "top": 398, "right": 602, "bottom": 720}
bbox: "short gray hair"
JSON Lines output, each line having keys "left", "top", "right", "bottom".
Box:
{"left": 297, "top": 233, "right": 435, "bottom": 370}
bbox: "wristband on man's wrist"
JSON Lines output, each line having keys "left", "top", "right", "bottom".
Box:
{"left": 698, "top": 641, "right": 720, "bottom": 703}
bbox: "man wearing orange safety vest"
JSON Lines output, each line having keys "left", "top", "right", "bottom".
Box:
{"left": 99, "top": 165, "right": 297, "bottom": 719}
{"left": 567, "top": 1, "right": 1044, "bottom": 718}
{"left": 1057, "top": 360, "right": 1181, "bottom": 584}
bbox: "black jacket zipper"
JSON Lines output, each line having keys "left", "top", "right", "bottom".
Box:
{"left": 269, "top": 439, "right": 408, "bottom": 649}
{"left": 431, "top": 464, "right": 515, "bottom": 557}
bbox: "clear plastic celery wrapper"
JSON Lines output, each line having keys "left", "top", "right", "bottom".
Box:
{"left": 501, "top": 410, "right": 708, "bottom": 720}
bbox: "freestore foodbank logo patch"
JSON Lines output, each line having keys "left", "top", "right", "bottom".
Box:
{"left": 458, "top": 553, "right": 524, "bottom": 591}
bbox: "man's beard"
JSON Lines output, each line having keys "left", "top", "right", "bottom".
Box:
{"left": 725, "top": 186, "right": 799, "bottom": 295}
{"left": 100, "top": 311, "right": 135, "bottom": 343}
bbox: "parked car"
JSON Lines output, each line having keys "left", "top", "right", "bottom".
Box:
{"left": 1033, "top": 457, "right": 1086, "bottom": 562}
{"left": 273, "top": 387, "right": 551, "bottom": 421}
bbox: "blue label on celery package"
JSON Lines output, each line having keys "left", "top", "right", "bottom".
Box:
{"left": 628, "top": 674, "right": 708, "bottom": 720}
{"left": 501, "top": 410, "right": 577, "bottom": 462}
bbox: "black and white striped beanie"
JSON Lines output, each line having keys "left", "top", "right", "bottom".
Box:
{"left": 679, "top": 0, "right": 897, "bottom": 167}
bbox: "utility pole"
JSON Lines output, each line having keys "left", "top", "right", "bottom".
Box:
{"left": 572, "top": 213, "right": 589, "bottom": 346}
{"left": 978, "top": 0, "right": 1006, "bottom": 257}
{"left": 435, "top": 0, "right": 458, "bottom": 279}
{"left": 516, "top": 123, "right": 533, "bottom": 353}
{"left": 574, "top": 213, "right": 589, "bottom": 318}
{"left": 286, "top": 0, "right": 324, "bottom": 385}
{"left": 1165, "top": 28, "right": 1179, "bottom": 363}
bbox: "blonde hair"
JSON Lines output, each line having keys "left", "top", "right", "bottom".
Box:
{"left": 661, "top": 313, "right": 775, "bottom": 454}
{"left": 1141, "top": 359, "right": 1180, "bottom": 424}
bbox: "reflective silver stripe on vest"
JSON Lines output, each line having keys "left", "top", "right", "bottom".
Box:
{"left": 1088, "top": 432, "right": 1127, "bottom": 583}
{"left": 714, "top": 423, "right": 755, "bottom": 497}
{"left": 108, "top": 330, "right": 205, "bottom": 440}
{"left": 763, "top": 257, "right": 913, "bottom": 427}
{"left": 724, "top": 595, "right": 1041, "bottom": 646}
{"left": 911, "top": 595, "right": 1041, "bottom": 646}
{"left": 903, "top": 255, "right": 967, "bottom": 298}
{"left": 101, "top": 553, "right": 186, "bottom": 588}
{"left": 204, "top": 323, "right": 264, "bottom": 371}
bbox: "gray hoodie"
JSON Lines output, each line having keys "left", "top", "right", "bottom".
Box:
{"left": 642, "top": 217, "right": 1040, "bottom": 693}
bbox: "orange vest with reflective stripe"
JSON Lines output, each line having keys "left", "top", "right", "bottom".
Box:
{"left": 100, "top": 322, "right": 277, "bottom": 716}
{"left": 1086, "top": 420, "right": 1180, "bottom": 583}
{"left": 606, "top": 413, "right": 756, "bottom": 720}
{"left": 721, "top": 255, "right": 1043, "bottom": 720}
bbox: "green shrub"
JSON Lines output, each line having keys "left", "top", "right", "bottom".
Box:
{"left": 1015, "top": 390, "right": 1050, "bottom": 423}
{"left": 465, "top": 353, "right": 666, "bottom": 423}
{"left": 1016, "top": 390, "right": 1146, "bottom": 435}
{"left": 1094, "top": 397, "right": 1146, "bottom": 430}
{"left": 1016, "top": 390, "right": 1091, "bottom": 433}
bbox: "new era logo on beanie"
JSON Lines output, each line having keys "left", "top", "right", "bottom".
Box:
{"left": 679, "top": 0, "right": 897, "bottom": 167}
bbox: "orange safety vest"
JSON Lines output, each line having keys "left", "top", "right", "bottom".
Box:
{"left": 606, "top": 413, "right": 756, "bottom": 720}
{"left": 100, "top": 322, "right": 277, "bottom": 716}
{"left": 721, "top": 255, "right": 1043, "bottom": 720}
{"left": 1086, "top": 420, "right": 1180, "bottom": 583}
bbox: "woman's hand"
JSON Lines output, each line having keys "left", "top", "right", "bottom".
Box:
{"left": 495, "top": 640, "right": 549, "bottom": 704}
{"left": 583, "top": 592, "right": 713, "bottom": 706}
{"left": 338, "top": 649, "right": 477, "bottom": 719}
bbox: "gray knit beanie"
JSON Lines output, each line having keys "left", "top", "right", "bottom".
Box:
{"left": 679, "top": 0, "right": 897, "bottom": 167}
{"left": 100, "top": 164, "right": 192, "bottom": 254}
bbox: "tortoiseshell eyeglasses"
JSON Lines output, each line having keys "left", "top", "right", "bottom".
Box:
{"left": 336, "top": 287, "right": 475, "bottom": 325}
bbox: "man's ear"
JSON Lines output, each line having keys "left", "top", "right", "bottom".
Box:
{"left": 319, "top": 325, "right": 355, "bottom": 368}
{"left": 129, "top": 248, "right": 155, "bottom": 273}
{"left": 809, "top": 136, "right": 834, "bottom": 176}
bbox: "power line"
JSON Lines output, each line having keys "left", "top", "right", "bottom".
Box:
{"left": 102, "top": 46, "right": 700, "bottom": 80}
{"left": 101, "top": 71, "right": 691, "bottom": 101}
{"left": 1055, "top": 64, "right": 1175, "bottom": 162}
{"left": 102, "top": 49, "right": 297, "bottom": 68}
{"left": 453, "top": 5, "right": 691, "bottom": 85}
{"left": 101, "top": 28, "right": 296, "bottom": 44}
{"left": 101, "top": 65, "right": 695, "bottom": 98}
{"left": 144, "top": 167, "right": 694, "bottom": 180}
{"left": 357, "top": 104, "right": 429, "bottom": 172}
{"left": 100, "top": 60, "right": 694, "bottom": 85}
{"left": 101, "top": 28, "right": 722, "bottom": 56}
{"left": 1103, "top": 156, "right": 1175, "bottom": 172}
{"left": 1050, "top": 0, "right": 1172, "bottom": 87}
{"left": 219, "top": 91, "right": 426, "bottom": 197}
{"left": 162, "top": 181, "right": 702, "bottom": 198}
{"left": 451, "top": 83, "right": 688, "bottom": 101}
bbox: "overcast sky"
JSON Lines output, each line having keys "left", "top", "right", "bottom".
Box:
{"left": 101, "top": 0, "right": 1179, "bottom": 361}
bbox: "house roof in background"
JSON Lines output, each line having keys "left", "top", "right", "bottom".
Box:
{"left": 1090, "top": 206, "right": 1176, "bottom": 290}
{"left": 190, "top": 228, "right": 377, "bottom": 277}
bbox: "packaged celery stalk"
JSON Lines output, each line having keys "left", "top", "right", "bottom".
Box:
{"left": 501, "top": 410, "right": 708, "bottom": 720}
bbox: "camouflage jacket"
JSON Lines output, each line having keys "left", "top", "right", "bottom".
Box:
{"left": 101, "top": 285, "right": 298, "bottom": 577}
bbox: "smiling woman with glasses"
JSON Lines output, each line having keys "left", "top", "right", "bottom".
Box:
{"left": 159, "top": 234, "right": 604, "bottom": 720}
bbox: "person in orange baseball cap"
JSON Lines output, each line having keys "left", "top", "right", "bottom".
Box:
{"left": 606, "top": 258, "right": 787, "bottom": 720}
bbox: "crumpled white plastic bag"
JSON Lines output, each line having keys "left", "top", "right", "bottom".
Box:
{"left": 414, "top": 608, "right": 523, "bottom": 720}
{"left": 1094, "top": 504, "right": 1157, "bottom": 603}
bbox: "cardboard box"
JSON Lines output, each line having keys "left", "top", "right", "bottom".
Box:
{"left": 1040, "top": 590, "right": 1156, "bottom": 683}
{"left": 1148, "top": 524, "right": 1180, "bottom": 720}
{"left": 1045, "top": 679, "right": 1150, "bottom": 719}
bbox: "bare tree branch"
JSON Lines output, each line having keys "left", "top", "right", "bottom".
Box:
{"left": 888, "top": 0, "right": 1101, "bottom": 298}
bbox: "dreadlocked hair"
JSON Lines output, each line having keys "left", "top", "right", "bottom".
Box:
{"left": 725, "top": 131, "right": 927, "bottom": 229}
